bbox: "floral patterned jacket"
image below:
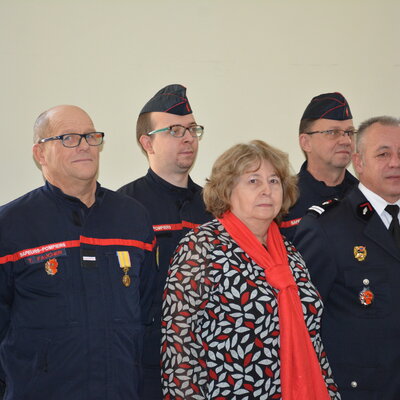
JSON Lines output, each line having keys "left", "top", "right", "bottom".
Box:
{"left": 161, "top": 220, "right": 340, "bottom": 400}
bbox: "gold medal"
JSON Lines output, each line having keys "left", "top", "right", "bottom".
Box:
{"left": 117, "top": 251, "right": 132, "bottom": 287}
{"left": 122, "top": 274, "right": 131, "bottom": 287}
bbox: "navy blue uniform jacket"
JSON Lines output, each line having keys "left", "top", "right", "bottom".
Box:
{"left": 0, "top": 182, "right": 156, "bottom": 400}
{"left": 118, "top": 169, "right": 212, "bottom": 399}
{"left": 294, "top": 187, "right": 400, "bottom": 399}
{"left": 281, "top": 161, "right": 357, "bottom": 242}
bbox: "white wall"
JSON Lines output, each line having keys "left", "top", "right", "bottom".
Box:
{"left": 1, "top": 0, "right": 399, "bottom": 205}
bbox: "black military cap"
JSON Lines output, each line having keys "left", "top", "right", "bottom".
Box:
{"left": 301, "top": 92, "right": 352, "bottom": 121}
{"left": 139, "top": 84, "right": 192, "bottom": 116}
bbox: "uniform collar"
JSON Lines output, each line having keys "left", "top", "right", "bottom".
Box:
{"left": 299, "top": 161, "right": 357, "bottom": 195}
{"left": 358, "top": 183, "right": 400, "bottom": 229}
{"left": 44, "top": 180, "right": 105, "bottom": 208}
{"left": 146, "top": 168, "right": 198, "bottom": 196}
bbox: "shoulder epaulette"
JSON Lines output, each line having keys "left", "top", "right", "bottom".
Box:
{"left": 306, "top": 198, "right": 340, "bottom": 217}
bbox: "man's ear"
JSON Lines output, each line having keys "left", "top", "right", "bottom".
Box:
{"left": 32, "top": 143, "right": 46, "bottom": 166}
{"left": 352, "top": 152, "right": 363, "bottom": 175}
{"left": 299, "top": 133, "right": 312, "bottom": 153}
{"left": 139, "top": 135, "right": 155, "bottom": 155}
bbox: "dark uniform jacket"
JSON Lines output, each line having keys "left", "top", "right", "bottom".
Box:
{"left": 118, "top": 168, "right": 212, "bottom": 399}
{"left": 293, "top": 187, "right": 400, "bottom": 400}
{"left": 280, "top": 161, "right": 358, "bottom": 242}
{"left": 0, "top": 182, "right": 156, "bottom": 400}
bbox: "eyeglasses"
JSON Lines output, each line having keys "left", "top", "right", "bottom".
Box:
{"left": 305, "top": 129, "right": 357, "bottom": 139}
{"left": 147, "top": 124, "right": 204, "bottom": 139}
{"left": 38, "top": 132, "right": 105, "bottom": 148}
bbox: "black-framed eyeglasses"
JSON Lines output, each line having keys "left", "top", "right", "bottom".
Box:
{"left": 147, "top": 124, "right": 204, "bottom": 139}
{"left": 38, "top": 132, "right": 105, "bottom": 148}
{"left": 305, "top": 129, "right": 357, "bottom": 139}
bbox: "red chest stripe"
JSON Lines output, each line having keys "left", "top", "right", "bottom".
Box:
{"left": 0, "top": 236, "right": 155, "bottom": 264}
{"left": 153, "top": 220, "right": 201, "bottom": 232}
{"left": 80, "top": 235, "right": 155, "bottom": 251}
{"left": 279, "top": 218, "right": 301, "bottom": 228}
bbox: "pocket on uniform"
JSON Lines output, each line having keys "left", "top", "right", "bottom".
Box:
{"left": 18, "top": 255, "right": 77, "bottom": 326}
{"left": 333, "top": 362, "right": 386, "bottom": 392}
{"left": 1, "top": 330, "right": 52, "bottom": 398}
{"left": 344, "top": 267, "right": 391, "bottom": 318}
{"left": 105, "top": 251, "right": 142, "bottom": 322}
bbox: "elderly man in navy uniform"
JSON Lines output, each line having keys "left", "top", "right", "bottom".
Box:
{"left": 294, "top": 116, "right": 400, "bottom": 399}
{"left": 280, "top": 92, "right": 358, "bottom": 242}
{"left": 118, "top": 84, "right": 212, "bottom": 399}
{"left": 0, "top": 105, "right": 157, "bottom": 399}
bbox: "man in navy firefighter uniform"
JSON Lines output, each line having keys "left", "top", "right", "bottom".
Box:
{"left": 280, "top": 92, "right": 358, "bottom": 242}
{"left": 294, "top": 116, "right": 400, "bottom": 399}
{"left": 118, "top": 84, "right": 212, "bottom": 399}
{"left": 0, "top": 105, "right": 156, "bottom": 399}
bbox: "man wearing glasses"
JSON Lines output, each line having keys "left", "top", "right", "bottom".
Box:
{"left": 118, "top": 84, "right": 212, "bottom": 399}
{"left": 280, "top": 92, "right": 358, "bottom": 242}
{"left": 294, "top": 116, "right": 400, "bottom": 398}
{"left": 0, "top": 105, "right": 156, "bottom": 399}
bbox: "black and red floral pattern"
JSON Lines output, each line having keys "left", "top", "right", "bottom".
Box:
{"left": 161, "top": 220, "right": 340, "bottom": 399}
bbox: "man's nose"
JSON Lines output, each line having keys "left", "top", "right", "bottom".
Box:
{"left": 389, "top": 153, "right": 400, "bottom": 167}
{"left": 338, "top": 131, "right": 353, "bottom": 144}
{"left": 182, "top": 129, "right": 195, "bottom": 142}
{"left": 77, "top": 136, "right": 91, "bottom": 149}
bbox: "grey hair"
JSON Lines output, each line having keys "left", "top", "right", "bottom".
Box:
{"left": 33, "top": 109, "right": 52, "bottom": 143}
{"left": 356, "top": 116, "right": 400, "bottom": 153}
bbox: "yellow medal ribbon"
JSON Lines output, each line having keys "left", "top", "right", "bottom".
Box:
{"left": 117, "top": 251, "right": 132, "bottom": 287}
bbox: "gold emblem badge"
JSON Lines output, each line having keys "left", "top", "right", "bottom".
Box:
{"left": 45, "top": 258, "right": 59, "bottom": 275}
{"left": 117, "top": 251, "right": 131, "bottom": 287}
{"left": 354, "top": 246, "right": 367, "bottom": 261}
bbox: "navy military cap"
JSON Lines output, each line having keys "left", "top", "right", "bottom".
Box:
{"left": 301, "top": 92, "right": 352, "bottom": 121}
{"left": 139, "top": 84, "right": 192, "bottom": 116}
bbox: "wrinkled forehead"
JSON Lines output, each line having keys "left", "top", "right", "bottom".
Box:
{"left": 47, "top": 106, "right": 95, "bottom": 136}
{"left": 310, "top": 118, "right": 354, "bottom": 131}
{"left": 238, "top": 158, "right": 278, "bottom": 179}
{"left": 363, "top": 123, "right": 400, "bottom": 147}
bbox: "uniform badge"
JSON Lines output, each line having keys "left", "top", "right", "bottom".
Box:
{"left": 354, "top": 246, "right": 367, "bottom": 261}
{"left": 359, "top": 287, "right": 374, "bottom": 306}
{"left": 307, "top": 198, "right": 339, "bottom": 218}
{"left": 117, "top": 251, "right": 131, "bottom": 287}
{"left": 357, "top": 202, "right": 374, "bottom": 220}
{"left": 45, "top": 258, "right": 59, "bottom": 275}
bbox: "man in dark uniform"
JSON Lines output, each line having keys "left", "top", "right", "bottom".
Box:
{"left": 294, "top": 116, "right": 400, "bottom": 399}
{"left": 118, "top": 84, "right": 212, "bottom": 399}
{"left": 280, "top": 92, "right": 358, "bottom": 242}
{"left": 0, "top": 105, "right": 156, "bottom": 399}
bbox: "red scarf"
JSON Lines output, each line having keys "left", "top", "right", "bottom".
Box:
{"left": 218, "top": 211, "right": 330, "bottom": 400}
